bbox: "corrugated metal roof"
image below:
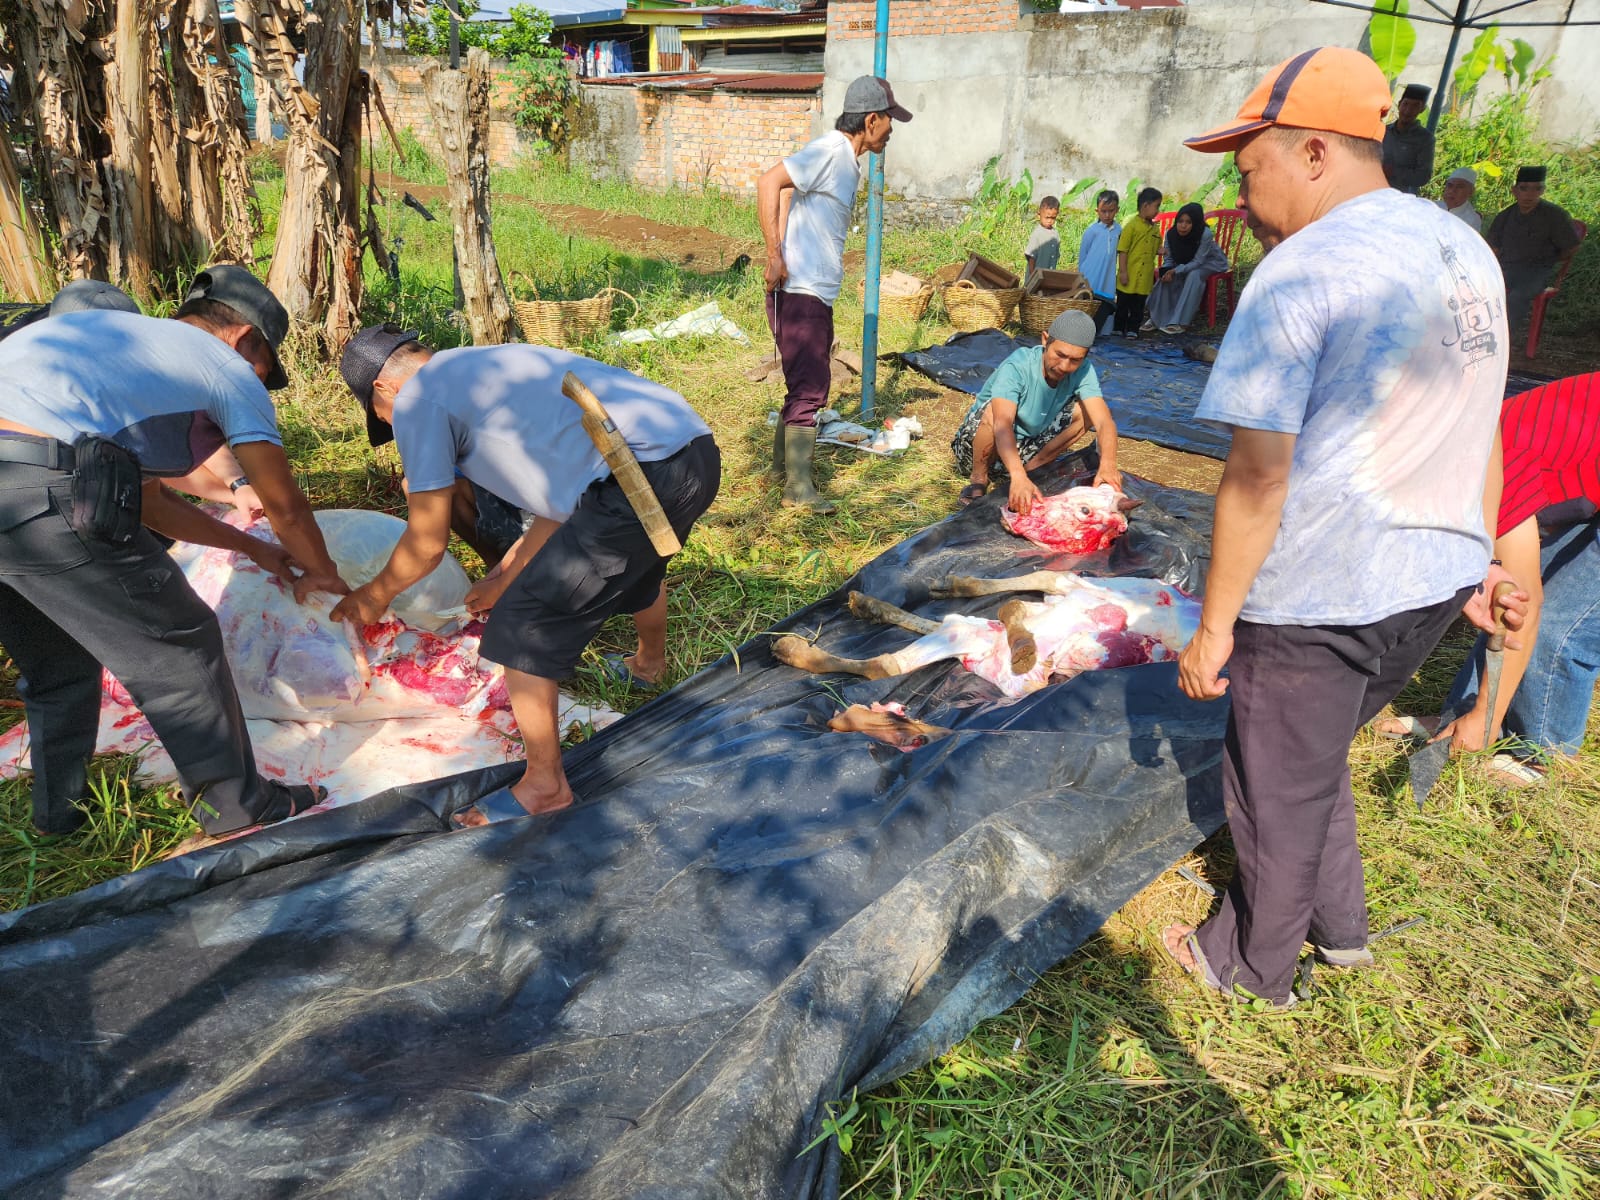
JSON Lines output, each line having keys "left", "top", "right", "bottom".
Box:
{"left": 586, "top": 70, "right": 821, "bottom": 92}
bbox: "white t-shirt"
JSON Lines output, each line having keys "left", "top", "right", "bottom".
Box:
{"left": 780, "top": 131, "right": 862, "bottom": 306}
{"left": 1195, "top": 189, "right": 1508, "bottom": 626}
{"left": 393, "top": 345, "right": 711, "bottom": 523}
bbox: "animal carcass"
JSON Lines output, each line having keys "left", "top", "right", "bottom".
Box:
{"left": 773, "top": 573, "right": 1198, "bottom": 699}
{"left": 0, "top": 510, "right": 620, "bottom": 807}
{"left": 1002, "top": 483, "right": 1141, "bottom": 554}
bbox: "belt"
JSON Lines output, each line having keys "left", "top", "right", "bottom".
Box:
{"left": 0, "top": 434, "right": 75, "bottom": 472}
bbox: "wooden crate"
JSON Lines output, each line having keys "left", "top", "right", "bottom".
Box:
{"left": 955, "top": 253, "right": 1021, "bottom": 291}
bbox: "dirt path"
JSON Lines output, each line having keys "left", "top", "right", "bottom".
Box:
{"left": 392, "top": 183, "right": 757, "bottom": 274}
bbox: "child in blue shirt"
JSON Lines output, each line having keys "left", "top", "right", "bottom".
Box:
{"left": 1076, "top": 190, "right": 1120, "bottom": 331}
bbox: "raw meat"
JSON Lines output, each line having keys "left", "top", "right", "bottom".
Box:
{"left": 1001, "top": 483, "right": 1134, "bottom": 554}
{"left": 0, "top": 510, "right": 620, "bottom": 808}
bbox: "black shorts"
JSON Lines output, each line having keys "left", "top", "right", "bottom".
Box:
{"left": 478, "top": 435, "right": 720, "bottom": 680}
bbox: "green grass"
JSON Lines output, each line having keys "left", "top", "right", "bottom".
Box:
{"left": 3, "top": 158, "right": 1599, "bottom": 1197}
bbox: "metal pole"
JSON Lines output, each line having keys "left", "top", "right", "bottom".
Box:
{"left": 1428, "top": 0, "right": 1473, "bottom": 132}
{"left": 859, "top": 0, "right": 890, "bottom": 421}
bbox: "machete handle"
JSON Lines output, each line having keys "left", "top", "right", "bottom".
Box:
{"left": 560, "top": 371, "right": 683, "bottom": 558}
{"left": 1487, "top": 579, "right": 1516, "bottom": 652}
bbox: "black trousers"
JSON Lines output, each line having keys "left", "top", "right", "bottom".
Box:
{"left": 480, "top": 435, "right": 721, "bottom": 681}
{"left": 0, "top": 461, "right": 279, "bottom": 834}
{"left": 1192, "top": 588, "right": 1473, "bottom": 1002}
{"left": 1114, "top": 289, "right": 1148, "bottom": 334}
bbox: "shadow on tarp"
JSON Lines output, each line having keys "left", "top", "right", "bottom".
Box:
{"left": 0, "top": 451, "right": 1228, "bottom": 1200}
{"left": 898, "top": 328, "right": 1556, "bottom": 464}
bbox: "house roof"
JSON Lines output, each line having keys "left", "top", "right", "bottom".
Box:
{"left": 586, "top": 70, "right": 822, "bottom": 92}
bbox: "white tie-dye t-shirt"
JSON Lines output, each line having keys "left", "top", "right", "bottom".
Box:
{"left": 1195, "top": 188, "right": 1508, "bottom": 626}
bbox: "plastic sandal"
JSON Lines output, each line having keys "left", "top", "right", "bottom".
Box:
{"left": 1485, "top": 752, "right": 1544, "bottom": 787}
{"left": 957, "top": 482, "right": 988, "bottom": 509}
{"left": 601, "top": 652, "right": 660, "bottom": 693}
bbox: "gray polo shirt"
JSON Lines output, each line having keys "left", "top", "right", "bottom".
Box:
{"left": 392, "top": 345, "right": 712, "bottom": 523}
{"left": 0, "top": 310, "right": 280, "bottom": 475}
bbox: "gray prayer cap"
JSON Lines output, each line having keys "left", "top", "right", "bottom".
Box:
{"left": 1446, "top": 167, "right": 1478, "bottom": 185}
{"left": 50, "top": 280, "right": 139, "bottom": 317}
{"left": 1046, "top": 308, "right": 1098, "bottom": 350}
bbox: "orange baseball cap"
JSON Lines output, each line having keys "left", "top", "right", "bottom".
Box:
{"left": 1185, "top": 47, "right": 1392, "bottom": 154}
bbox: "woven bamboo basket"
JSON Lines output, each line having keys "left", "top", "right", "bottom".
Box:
{"left": 511, "top": 276, "right": 638, "bottom": 346}
{"left": 942, "top": 278, "right": 1022, "bottom": 332}
{"left": 858, "top": 277, "right": 933, "bottom": 322}
{"left": 1018, "top": 288, "right": 1099, "bottom": 335}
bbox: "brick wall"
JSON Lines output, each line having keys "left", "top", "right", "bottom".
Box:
{"left": 828, "top": 0, "right": 1018, "bottom": 41}
{"left": 571, "top": 84, "right": 821, "bottom": 194}
{"left": 369, "top": 53, "right": 536, "bottom": 167}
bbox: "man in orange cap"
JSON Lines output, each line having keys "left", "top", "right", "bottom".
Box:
{"left": 1166, "top": 48, "right": 1517, "bottom": 1006}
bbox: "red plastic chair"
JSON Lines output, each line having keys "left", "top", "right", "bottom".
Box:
{"left": 1525, "top": 218, "right": 1587, "bottom": 359}
{"left": 1201, "top": 208, "right": 1247, "bottom": 327}
{"left": 1151, "top": 210, "right": 1178, "bottom": 283}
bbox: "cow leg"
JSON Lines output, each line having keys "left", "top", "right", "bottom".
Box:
{"left": 928, "top": 570, "right": 1082, "bottom": 599}
{"left": 997, "top": 599, "right": 1039, "bottom": 674}
{"left": 772, "top": 636, "right": 903, "bottom": 680}
{"left": 847, "top": 590, "right": 941, "bottom": 634}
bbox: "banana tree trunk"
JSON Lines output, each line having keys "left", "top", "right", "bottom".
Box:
{"left": 424, "top": 48, "right": 514, "bottom": 345}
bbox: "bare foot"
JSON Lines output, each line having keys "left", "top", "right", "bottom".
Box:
{"left": 452, "top": 807, "right": 489, "bottom": 829}
{"left": 1163, "top": 923, "right": 1200, "bottom": 973}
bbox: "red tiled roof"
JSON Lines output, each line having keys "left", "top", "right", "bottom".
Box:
{"left": 586, "top": 71, "right": 822, "bottom": 92}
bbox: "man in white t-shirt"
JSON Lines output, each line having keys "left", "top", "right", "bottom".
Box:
{"left": 1163, "top": 48, "right": 1519, "bottom": 1007}
{"left": 756, "top": 75, "right": 912, "bottom": 513}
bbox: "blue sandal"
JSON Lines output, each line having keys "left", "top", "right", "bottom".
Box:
{"left": 601, "top": 652, "right": 660, "bottom": 693}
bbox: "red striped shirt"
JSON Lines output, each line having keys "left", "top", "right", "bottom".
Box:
{"left": 1499, "top": 372, "right": 1600, "bottom": 536}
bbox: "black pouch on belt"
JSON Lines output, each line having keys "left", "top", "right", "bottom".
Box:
{"left": 69, "top": 436, "right": 143, "bottom": 543}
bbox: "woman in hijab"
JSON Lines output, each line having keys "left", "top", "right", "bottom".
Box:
{"left": 1143, "top": 202, "right": 1229, "bottom": 334}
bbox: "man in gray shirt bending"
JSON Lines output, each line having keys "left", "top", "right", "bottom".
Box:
{"left": 335, "top": 328, "right": 721, "bottom": 819}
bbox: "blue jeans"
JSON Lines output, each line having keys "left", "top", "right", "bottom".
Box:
{"left": 1444, "top": 517, "right": 1600, "bottom": 758}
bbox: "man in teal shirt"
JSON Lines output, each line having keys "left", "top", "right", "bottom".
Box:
{"left": 951, "top": 309, "right": 1122, "bottom": 513}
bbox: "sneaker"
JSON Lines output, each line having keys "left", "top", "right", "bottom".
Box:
{"left": 1123, "top": 330, "right": 1140, "bottom": 340}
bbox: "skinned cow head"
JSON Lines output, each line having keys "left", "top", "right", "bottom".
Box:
{"left": 1001, "top": 483, "right": 1140, "bottom": 555}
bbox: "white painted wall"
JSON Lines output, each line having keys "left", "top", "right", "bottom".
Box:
{"left": 824, "top": 0, "right": 1598, "bottom": 205}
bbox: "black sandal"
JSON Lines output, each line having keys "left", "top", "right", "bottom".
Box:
{"left": 957, "top": 482, "right": 988, "bottom": 509}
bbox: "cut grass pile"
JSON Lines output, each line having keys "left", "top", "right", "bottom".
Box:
{"left": 3, "top": 156, "right": 1599, "bottom": 1197}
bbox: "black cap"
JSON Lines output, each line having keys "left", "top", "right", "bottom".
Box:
{"left": 51, "top": 279, "right": 139, "bottom": 316}
{"left": 340, "top": 323, "right": 421, "bottom": 447}
{"left": 185, "top": 264, "right": 291, "bottom": 390}
{"left": 1516, "top": 164, "right": 1548, "bottom": 185}
{"left": 1401, "top": 83, "right": 1431, "bottom": 103}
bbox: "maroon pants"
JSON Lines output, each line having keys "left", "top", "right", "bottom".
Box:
{"left": 767, "top": 289, "right": 834, "bottom": 427}
{"left": 1193, "top": 588, "right": 1472, "bottom": 1002}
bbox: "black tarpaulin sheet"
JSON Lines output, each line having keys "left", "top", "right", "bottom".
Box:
{"left": 899, "top": 329, "right": 1557, "bottom": 463}
{"left": 0, "top": 453, "right": 1227, "bottom": 1200}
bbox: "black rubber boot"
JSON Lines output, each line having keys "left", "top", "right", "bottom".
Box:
{"left": 781, "top": 425, "right": 835, "bottom": 515}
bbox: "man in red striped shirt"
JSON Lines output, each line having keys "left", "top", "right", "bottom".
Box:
{"left": 1426, "top": 371, "right": 1600, "bottom": 774}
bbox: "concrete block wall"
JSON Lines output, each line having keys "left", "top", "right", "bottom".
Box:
{"left": 823, "top": 0, "right": 1599, "bottom": 213}
{"left": 369, "top": 54, "right": 537, "bottom": 167}
{"left": 829, "top": 0, "right": 1017, "bottom": 40}
{"left": 569, "top": 84, "right": 821, "bottom": 193}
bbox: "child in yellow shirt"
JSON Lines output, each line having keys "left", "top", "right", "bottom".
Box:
{"left": 1115, "top": 187, "right": 1163, "bottom": 338}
